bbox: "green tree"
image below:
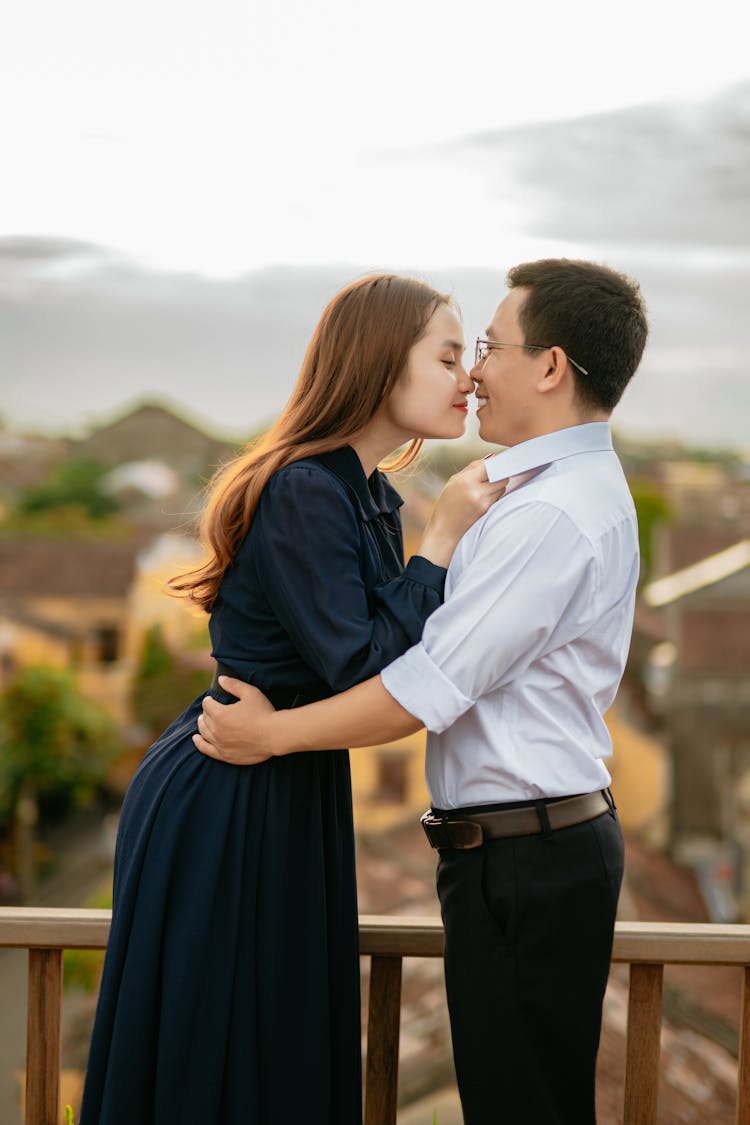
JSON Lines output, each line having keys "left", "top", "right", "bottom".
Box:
{"left": 132, "top": 624, "right": 208, "bottom": 734}
{"left": 629, "top": 479, "right": 672, "bottom": 583}
{"left": 18, "top": 458, "right": 118, "bottom": 520}
{"left": 0, "top": 666, "right": 122, "bottom": 899}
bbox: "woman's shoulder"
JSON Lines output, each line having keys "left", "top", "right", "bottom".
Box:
{"left": 257, "top": 454, "right": 355, "bottom": 520}
{"left": 265, "top": 455, "right": 350, "bottom": 496}
{"left": 260, "top": 446, "right": 393, "bottom": 525}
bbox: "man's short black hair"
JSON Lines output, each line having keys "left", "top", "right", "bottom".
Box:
{"left": 507, "top": 259, "right": 648, "bottom": 413}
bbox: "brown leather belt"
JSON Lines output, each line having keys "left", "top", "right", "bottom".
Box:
{"left": 420, "top": 790, "right": 613, "bottom": 850}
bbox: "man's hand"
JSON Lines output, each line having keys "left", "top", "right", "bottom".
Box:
{"left": 196, "top": 672, "right": 421, "bottom": 763}
{"left": 194, "top": 677, "right": 277, "bottom": 764}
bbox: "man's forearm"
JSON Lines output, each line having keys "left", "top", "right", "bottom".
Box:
{"left": 272, "top": 674, "right": 422, "bottom": 755}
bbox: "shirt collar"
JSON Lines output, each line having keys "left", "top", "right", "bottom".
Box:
{"left": 483, "top": 422, "right": 614, "bottom": 483}
{"left": 316, "top": 445, "right": 404, "bottom": 520}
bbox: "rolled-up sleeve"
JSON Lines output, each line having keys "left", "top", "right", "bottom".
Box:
{"left": 251, "top": 465, "right": 445, "bottom": 692}
{"left": 381, "top": 502, "right": 598, "bottom": 731}
{"left": 381, "top": 643, "right": 474, "bottom": 731}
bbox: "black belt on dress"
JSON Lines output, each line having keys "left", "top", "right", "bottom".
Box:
{"left": 210, "top": 661, "right": 313, "bottom": 711}
{"left": 420, "top": 789, "right": 615, "bottom": 850}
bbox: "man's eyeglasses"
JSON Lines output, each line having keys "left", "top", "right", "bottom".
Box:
{"left": 474, "top": 338, "right": 589, "bottom": 377}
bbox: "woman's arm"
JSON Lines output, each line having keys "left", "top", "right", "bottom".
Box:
{"left": 247, "top": 464, "right": 439, "bottom": 692}
{"left": 415, "top": 459, "right": 507, "bottom": 567}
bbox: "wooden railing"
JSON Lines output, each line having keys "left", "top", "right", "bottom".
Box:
{"left": 1, "top": 910, "right": 750, "bottom": 1125}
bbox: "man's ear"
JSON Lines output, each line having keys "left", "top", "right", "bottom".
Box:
{"left": 536, "top": 346, "right": 571, "bottom": 395}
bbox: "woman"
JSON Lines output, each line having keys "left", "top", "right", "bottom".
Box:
{"left": 80, "top": 274, "right": 504, "bottom": 1125}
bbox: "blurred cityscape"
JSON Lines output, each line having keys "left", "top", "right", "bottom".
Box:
{"left": 1, "top": 400, "right": 750, "bottom": 1122}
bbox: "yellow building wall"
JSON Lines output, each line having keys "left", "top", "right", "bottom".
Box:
{"left": 128, "top": 536, "right": 208, "bottom": 653}
{"left": 22, "top": 596, "right": 136, "bottom": 723}
{"left": 349, "top": 706, "right": 670, "bottom": 841}
{"left": 4, "top": 539, "right": 209, "bottom": 725}
{"left": 606, "top": 707, "right": 670, "bottom": 846}
{"left": 350, "top": 731, "right": 431, "bottom": 834}
{"left": 0, "top": 618, "right": 71, "bottom": 671}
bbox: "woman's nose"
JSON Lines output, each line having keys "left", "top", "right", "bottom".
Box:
{"left": 457, "top": 364, "right": 474, "bottom": 392}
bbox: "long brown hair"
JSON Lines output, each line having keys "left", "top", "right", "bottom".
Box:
{"left": 169, "top": 273, "right": 451, "bottom": 610}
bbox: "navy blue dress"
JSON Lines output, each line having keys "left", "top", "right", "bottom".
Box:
{"left": 80, "top": 446, "right": 445, "bottom": 1125}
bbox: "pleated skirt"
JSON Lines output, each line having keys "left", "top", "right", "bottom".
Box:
{"left": 79, "top": 694, "right": 362, "bottom": 1124}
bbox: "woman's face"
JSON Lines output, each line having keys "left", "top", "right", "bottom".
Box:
{"left": 384, "top": 304, "right": 473, "bottom": 440}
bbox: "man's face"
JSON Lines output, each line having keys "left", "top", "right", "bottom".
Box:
{"left": 471, "top": 287, "right": 547, "bottom": 446}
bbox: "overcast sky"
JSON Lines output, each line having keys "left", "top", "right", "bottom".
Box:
{"left": 2, "top": 1, "right": 749, "bottom": 449}
{"left": 2, "top": 0, "right": 749, "bottom": 275}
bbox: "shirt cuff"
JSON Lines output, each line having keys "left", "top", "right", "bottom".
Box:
{"left": 381, "top": 643, "right": 473, "bottom": 733}
{"left": 402, "top": 555, "right": 447, "bottom": 595}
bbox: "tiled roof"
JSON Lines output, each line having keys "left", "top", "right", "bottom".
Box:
{"left": 72, "top": 402, "right": 238, "bottom": 471}
{"left": 0, "top": 538, "right": 144, "bottom": 597}
{"left": 0, "top": 599, "right": 82, "bottom": 639}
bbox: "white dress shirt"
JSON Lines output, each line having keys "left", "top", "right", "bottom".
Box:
{"left": 380, "top": 422, "right": 639, "bottom": 809}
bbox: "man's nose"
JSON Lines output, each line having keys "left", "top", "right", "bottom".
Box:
{"left": 469, "top": 360, "right": 484, "bottom": 384}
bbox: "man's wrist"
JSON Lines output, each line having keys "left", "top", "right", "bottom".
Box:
{"left": 268, "top": 710, "right": 299, "bottom": 757}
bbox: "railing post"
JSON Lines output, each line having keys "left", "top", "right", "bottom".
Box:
{"left": 624, "top": 962, "right": 664, "bottom": 1125}
{"left": 738, "top": 966, "right": 750, "bottom": 1125}
{"left": 365, "top": 954, "right": 403, "bottom": 1125}
{"left": 26, "top": 948, "right": 63, "bottom": 1125}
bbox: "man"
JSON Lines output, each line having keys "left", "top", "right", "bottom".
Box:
{"left": 195, "top": 258, "right": 648, "bottom": 1124}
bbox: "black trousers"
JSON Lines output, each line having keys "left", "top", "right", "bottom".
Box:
{"left": 437, "top": 806, "right": 624, "bottom": 1125}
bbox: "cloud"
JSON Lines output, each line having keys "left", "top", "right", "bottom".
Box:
{"left": 2, "top": 82, "right": 749, "bottom": 448}
{"left": 445, "top": 81, "right": 750, "bottom": 250}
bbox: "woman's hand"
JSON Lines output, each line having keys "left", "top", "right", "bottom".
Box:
{"left": 417, "top": 460, "right": 508, "bottom": 567}
{"left": 194, "top": 678, "right": 278, "bottom": 764}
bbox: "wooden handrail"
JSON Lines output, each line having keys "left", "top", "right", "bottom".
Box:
{"left": 2, "top": 909, "right": 750, "bottom": 1125}
{"left": 360, "top": 915, "right": 750, "bottom": 964}
{"left": 0, "top": 908, "right": 109, "bottom": 949}
{"left": 4, "top": 909, "right": 750, "bottom": 961}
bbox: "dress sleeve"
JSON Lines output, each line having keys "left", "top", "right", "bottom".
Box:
{"left": 250, "top": 464, "right": 446, "bottom": 692}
